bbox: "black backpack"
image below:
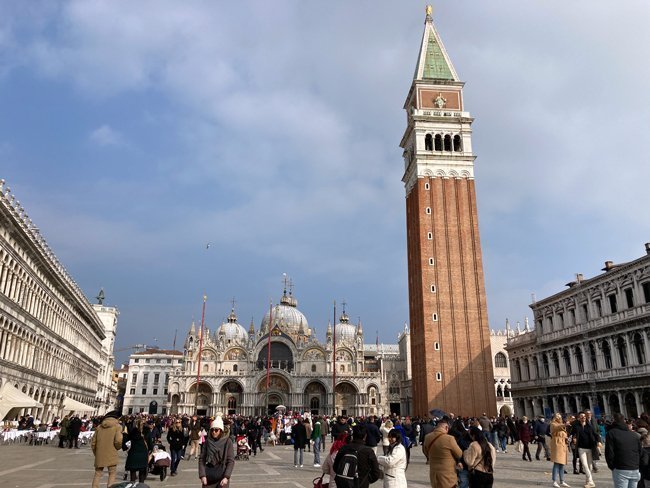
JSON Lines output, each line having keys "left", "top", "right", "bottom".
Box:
{"left": 334, "top": 446, "right": 359, "bottom": 488}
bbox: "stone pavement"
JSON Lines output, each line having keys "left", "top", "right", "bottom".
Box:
{"left": 0, "top": 440, "right": 617, "bottom": 488}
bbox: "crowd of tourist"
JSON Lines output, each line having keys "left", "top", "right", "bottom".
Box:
{"left": 4, "top": 409, "right": 650, "bottom": 488}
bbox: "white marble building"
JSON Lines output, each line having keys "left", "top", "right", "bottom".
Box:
{"left": 167, "top": 288, "right": 412, "bottom": 417}
{"left": 122, "top": 349, "right": 183, "bottom": 415}
{"left": 507, "top": 244, "right": 650, "bottom": 419}
{"left": 0, "top": 180, "right": 112, "bottom": 421}
{"left": 93, "top": 301, "right": 119, "bottom": 415}
{"left": 490, "top": 328, "right": 514, "bottom": 417}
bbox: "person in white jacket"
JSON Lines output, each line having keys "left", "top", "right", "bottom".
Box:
{"left": 377, "top": 428, "right": 408, "bottom": 488}
{"left": 380, "top": 420, "right": 394, "bottom": 455}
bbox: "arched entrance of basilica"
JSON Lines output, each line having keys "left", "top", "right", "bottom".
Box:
{"left": 188, "top": 382, "right": 213, "bottom": 416}
{"left": 335, "top": 382, "right": 358, "bottom": 417}
{"left": 257, "top": 374, "right": 290, "bottom": 416}
{"left": 221, "top": 381, "right": 243, "bottom": 415}
{"left": 304, "top": 381, "right": 327, "bottom": 415}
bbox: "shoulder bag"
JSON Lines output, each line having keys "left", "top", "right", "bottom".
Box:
{"left": 312, "top": 474, "right": 329, "bottom": 488}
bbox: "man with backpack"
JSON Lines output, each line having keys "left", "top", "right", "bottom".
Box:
{"left": 333, "top": 424, "right": 381, "bottom": 488}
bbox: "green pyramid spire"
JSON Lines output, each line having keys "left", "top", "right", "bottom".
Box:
{"left": 413, "top": 7, "right": 458, "bottom": 81}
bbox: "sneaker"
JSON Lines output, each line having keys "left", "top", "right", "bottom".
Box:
{"left": 294, "top": 465, "right": 298, "bottom": 468}
{"left": 552, "top": 482, "right": 560, "bottom": 488}
{"left": 314, "top": 464, "right": 321, "bottom": 467}
{"left": 586, "top": 482, "right": 595, "bottom": 488}
{"left": 560, "top": 483, "right": 570, "bottom": 488}
{"left": 300, "top": 465, "right": 303, "bottom": 468}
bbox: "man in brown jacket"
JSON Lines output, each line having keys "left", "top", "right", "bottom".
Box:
{"left": 422, "top": 418, "right": 462, "bottom": 488}
{"left": 91, "top": 411, "right": 123, "bottom": 488}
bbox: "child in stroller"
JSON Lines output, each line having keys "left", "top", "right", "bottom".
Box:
{"left": 149, "top": 444, "right": 172, "bottom": 481}
{"left": 235, "top": 435, "right": 251, "bottom": 461}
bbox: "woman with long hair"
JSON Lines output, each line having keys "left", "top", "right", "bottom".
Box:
{"left": 199, "top": 416, "right": 234, "bottom": 488}
{"left": 125, "top": 427, "right": 149, "bottom": 483}
{"left": 166, "top": 417, "right": 185, "bottom": 477}
{"left": 463, "top": 426, "right": 496, "bottom": 488}
{"left": 380, "top": 419, "right": 393, "bottom": 455}
{"left": 549, "top": 413, "right": 570, "bottom": 488}
{"left": 377, "top": 428, "right": 407, "bottom": 488}
{"left": 321, "top": 432, "right": 349, "bottom": 484}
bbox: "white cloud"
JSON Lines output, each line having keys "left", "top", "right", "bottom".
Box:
{"left": 89, "top": 124, "right": 123, "bottom": 146}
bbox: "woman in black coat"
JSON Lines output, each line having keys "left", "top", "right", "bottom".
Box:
{"left": 125, "top": 428, "right": 149, "bottom": 483}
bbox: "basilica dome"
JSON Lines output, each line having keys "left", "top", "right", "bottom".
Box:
{"left": 334, "top": 312, "right": 357, "bottom": 344}
{"left": 217, "top": 310, "right": 248, "bottom": 342}
{"left": 260, "top": 291, "right": 310, "bottom": 336}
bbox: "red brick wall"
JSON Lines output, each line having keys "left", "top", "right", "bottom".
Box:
{"left": 406, "top": 177, "right": 496, "bottom": 417}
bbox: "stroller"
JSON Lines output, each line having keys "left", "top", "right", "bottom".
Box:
{"left": 149, "top": 444, "right": 171, "bottom": 481}
{"left": 235, "top": 435, "right": 251, "bottom": 461}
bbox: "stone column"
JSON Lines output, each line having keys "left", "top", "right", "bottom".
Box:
{"left": 601, "top": 393, "right": 609, "bottom": 417}
{"left": 575, "top": 395, "right": 582, "bottom": 413}
{"left": 557, "top": 349, "right": 567, "bottom": 376}
{"left": 551, "top": 396, "right": 559, "bottom": 415}
{"left": 625, "top": 334, "right": 635, "bottom": 367}
{"left": 644, "top": 330, "right": 650, "bottom": 364}
{"left": 617, "top": 391, "right": 626, "bottom": 417}
{"left": 634, "top": 391, "right": 643, "bottom": 418}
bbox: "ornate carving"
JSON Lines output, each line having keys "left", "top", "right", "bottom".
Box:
{"left": 303, "top": 348, "right": 324, "bottom": 361}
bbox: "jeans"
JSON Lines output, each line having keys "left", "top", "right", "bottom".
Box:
{"left": 552, "top": 463, "right": 565, "bottom": 483}
{"left": 499, "top": 436, "right": 507, "bottom": 452}
{"left": 313, "top": 437, "right": 321, "bottom": 465}
{"left": 612, "top": 468, "right": 641, "bottom": 488}
{"left": 578, "top": 448, "right": 594, "bottom": 484}
{"left": 458, "top": 468, "right": 469, "bottom": 488}
{"left": 490, "top": 431, "right": 498, "bottom": 450}
{"left": 535, "top": 438, "right": 550, "bottom": 460}
{"left": 170, "top": 448, "right": 183, "bottom": 474}
{"left": 294, "top": 447, "right": 304, "bottom": 466}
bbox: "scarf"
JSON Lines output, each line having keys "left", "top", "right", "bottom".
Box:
{"left": 204, "top": 435, "right": 223, "bottom": 466}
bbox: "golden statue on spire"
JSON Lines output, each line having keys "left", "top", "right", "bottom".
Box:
{"left": 426, "top": 5, "right": 433, "bottom": 17}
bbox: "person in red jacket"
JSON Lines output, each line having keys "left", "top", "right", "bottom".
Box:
{"left": 517, "top": 417, "right": 533, "bottom": 462}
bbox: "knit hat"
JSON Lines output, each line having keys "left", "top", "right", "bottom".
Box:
{"left": 210, "top": 416, "right": 224, "bottom": 431}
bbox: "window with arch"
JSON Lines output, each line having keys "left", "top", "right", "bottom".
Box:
{"left": 311, "top": 364, "right": 317, "bottom": 373}
{"left": 542, "top": 354, "right": 550, "bottom": 378}
{"left": 310, "top": 396, "right": 320, "bottom": 410}
{"left": 602, "top": 340, "right": 613, "bottom": 369}
{"left": 633, "top": 332, "right": 646, "bottom": 364}
{"left": 504, "top": 385, "right": 511, "bottom": 398}
{"left": 494, "top": 352, "right": 507, "bottom": 368}
{"left": 616, "top": 336, "right": 628, "bottom": 367}
{"left": 514, "top": 360, "right": 521, "bottom": 381}
{"left": 574, "top": 346, "right": 584, "bottom": 373}
{"left": 562, "top": 349, "right": 572, "bottom": 374}
{"left": 589, "top": 342, "right": 598, "bottom": 371}
{"left": 425, "top": 134, "right": 433, "bottom": 151}
{"left": 340, "top": 364, "right": 345, "bottom": 373}
{"left": 227, "top": 396, "right": 236, "bottom": 410}
{"left": 233, "top": 364, "right": 238, "bottom": 372}
{"left": 552, "top": 352, "right": 560, "bottom": 376}
{"left": 496, "top": 385, "right": 503, "bottom": 397}
{"left": 443, "top": 134, "right": 452, "bottom": 151}
{"left": 434, "top": 134, "right": 442, "bottom": 151}
{"left": 203, "top": 364, "right": 209, "bottom": 372}
{"left": 453, "top": 135, "right": 462, "bottom": 152}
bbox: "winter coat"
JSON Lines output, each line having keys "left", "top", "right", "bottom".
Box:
{"left": 463, "top": 441, "right": 496, "bottom": 473}
{"left": 166, "top": 427, "right": 185, "bottom": 450}
{"left": 198, "top": 435, "right": 235, "bottom": 488}
{"left": 292, "top": 422, "right": 308, "bottom": 449}
{"left": 517, "top": 422, "right": 532, "bottom": 443}
{"left": 91, "top": 417, "right": 123, "bottom": 468}
{"left": 380, "top": 423, "right": 393, "bottom": 447}
{"left": 333, "top": 441, "right": 381, "bottom": 488}
{"left": 60, "top": 417, "right": 69, "bottom": 437}
{"left": 125, "top": 437, "right": 149, "bottom": 471}
{"left": 640, "top": 446, "right": 650, "bottom": 481}
{"left": 377, "top": 443, "right": 408, "bottom": 488}
{"left": 423, "top": 430, "right": 462, "bottom": 488}
{"left": 605, "top": 421, "right": 642, "bottom": 471}
{"left": 549, "top": 421, "right": 568, "bottom": 465}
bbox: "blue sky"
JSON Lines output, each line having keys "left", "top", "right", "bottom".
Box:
{"left": 1, "top": 1, "right": 649, "bottom": 364}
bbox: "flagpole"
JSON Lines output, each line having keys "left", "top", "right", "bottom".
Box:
{"left": 194, "top": 294, "right": 207, "bottom": 414}
{"left": 332, "top": 300, "right": 336, "bottom": 416}
{"left": 265, "top": 300, "right": 272, "bottom": 416}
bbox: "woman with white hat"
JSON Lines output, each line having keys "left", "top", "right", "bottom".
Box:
{"left": 199, "top": 416, "right": 235, "bottom": 487}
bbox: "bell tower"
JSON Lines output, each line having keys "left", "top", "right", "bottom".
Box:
{"left": 401, "top": 6, "right": 496, "bottom": 416}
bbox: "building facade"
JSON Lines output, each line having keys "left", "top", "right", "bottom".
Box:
{"left": 122, "top": 349, "right": 183, "bottom": 415}
{"left": 167, "top": 289, "right": 411, "bottom": 417}
{"left": 491, "top": 329, "right": 514, "bottom": 417}
{"left": 507, "top": 244, "right": 650, "bottom": 419}
{"left": 93, "top": 302, "right": 119, "bottom": 415}
{"left": 401, "top": 7, "right": 496, "bottom": 416}
{"left": 0, "top": 180, "right": 108, "bottom": 421}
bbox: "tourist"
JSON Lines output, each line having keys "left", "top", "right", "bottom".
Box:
{"left": 549, "top": 413, "right": 570, "bottom": 488}
{"left": 517, "top": 417, "right": 532, "bottom": 462}
{"left": 585, "top": 410, "right": 602, "bottom": 473}
{"left": 312, "top": 416, "right": 322, "bottom": 467}
{"left": 333, "top": 424, "right": 381, "bottom": 488}
{"left": 450, "top": 418, "right": 472, "bottom": 488}
{"left": 464, "top": 426, "right": 495, "bottom": 488}
{"left": 640, "top": 432, "right": 650, "bottom": 488}
{"left": 377, "top": 428, "right": 407, "bottom": 488}
{"left": 322, "top": 433, "right": 349, "bottom": 485}
{"left": 380, "top": 419, "right": 393, "bottom": 455}
{"left": 58, "top": 414, "right": 69, "bottom": 448}
{"left": 422, "top": 417, "right": 462, "bottom": 488}
{"left": 605, "top": 412, "right": 642, "bottom": 488}
{"left": 533, "top": 416, "right": 551, "bottom": 461}
{"left": 125, "top": 427, "right": 149, "bottom": 483}
{"left": 189, "top": 414, "right": 201, "bottom": 460}
{"left": 571, "top": 411, "right": 598, "bottom": 487}
{"left": 365, "top": 415, "right": 382, "bottom": 455}
{"left": 494, "top": 418, "right": 508, "bottom": 453}
{"left": 199, "top": 416, "right": 235, "bottom": 488}
{"left": 91, "top": 410, "right": 123, "bottom": 488}
{"left": 292, "top": 417, "right": 308, "bottom": 467}
{"left": 167, "top": 418, "right": 185, "bottom": 477}
{"left": 69, "top": 414, "right": 82, "bottom": 449}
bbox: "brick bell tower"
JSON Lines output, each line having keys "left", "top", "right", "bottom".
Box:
{"left": 401, "top": 6, "right": 496, "bottom": 417}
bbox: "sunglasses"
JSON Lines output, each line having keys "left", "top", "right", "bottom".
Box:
{"left": 210, "top": 428, "right": 221, "bottom": 432}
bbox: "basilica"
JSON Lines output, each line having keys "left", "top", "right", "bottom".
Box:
{"left": 166, "top": 288, "right": 411, "bottom": 417}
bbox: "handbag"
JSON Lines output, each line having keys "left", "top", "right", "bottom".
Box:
{"left": 514, "top": 440, "right": 523, "bottom": 453}
{"left": 205, "top": 442, "right": 229, "bottom": 485}
{"left": 313, "top": 474, "right": 329, "bottom": 488}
